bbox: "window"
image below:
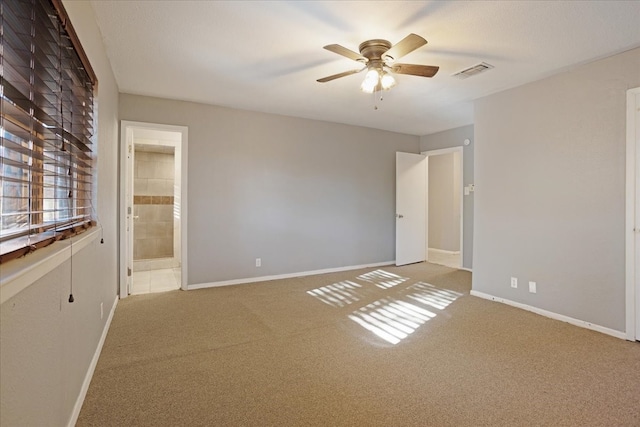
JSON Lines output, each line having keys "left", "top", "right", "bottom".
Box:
{"left": 1, "top": 0, "right": 97, "bottom": 263}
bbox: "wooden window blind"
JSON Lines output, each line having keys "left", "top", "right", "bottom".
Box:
{"left": 1, "top": 0, "right": 97, "bottom": 264}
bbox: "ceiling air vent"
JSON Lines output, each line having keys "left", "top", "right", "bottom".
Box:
{"left": 452, "top": 62, "right": 494, "bottom": 79}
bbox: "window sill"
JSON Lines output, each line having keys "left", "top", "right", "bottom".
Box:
{"left": 0, "top": 228, "right": 101, "bottom": 304}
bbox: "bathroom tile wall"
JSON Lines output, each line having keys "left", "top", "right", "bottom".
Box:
{"left": 134, "top": 150, "right": 175, "bottom": 260}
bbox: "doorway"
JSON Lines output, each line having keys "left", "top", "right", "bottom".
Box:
{"left": 423, "top": 147, "right": 463, "bottom": 269}
{"left": 120, "top": 121, "right": 188, "bottom": 298}
{"left": 395, "top": 149, "right": 464, "bottom": 269}
{"left": 626, "top": 87, "right": 640, "bottom": 341}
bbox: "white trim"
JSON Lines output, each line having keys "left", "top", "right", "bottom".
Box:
{"left": 470, "top": 290, "right": 626, "bottom": 340}
{"left": 421, "top": 146, "right": 464, "bottom": 269}
{"left": 0, "top": 229, "right": 100, "bottom": 304}
{"left": 188, "top": 261, "right": 395, "bottom": 290}
{"left": 66, "top": 295, "right": 118, "bottom": 427}
{"left": 626, "top": 87, "right": 640, "bottom": 341}
{"left": 425, "top": 157, "right": 429, "bottom": 265}
{"left": 459, "top": 267, "right": 473, "bottom": 273}
{"left": 119, "top": 121, "right": 189, "bottom": 298}
{"left": 427, "top": 247, "right": 461, "bottom": 256}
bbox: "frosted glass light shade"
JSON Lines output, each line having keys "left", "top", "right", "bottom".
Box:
{"left": 381, "top": 72, "right": 396, "bottom": 90}
{"left": 361, "top": 69, "right": 380, "bottom": 93}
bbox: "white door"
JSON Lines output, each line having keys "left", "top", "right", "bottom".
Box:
{"left": 396, "top": 152, "right": 427, "bottom": 266}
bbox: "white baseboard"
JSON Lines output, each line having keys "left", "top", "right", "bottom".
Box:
{"left": 459, "top": 267, "right": 472, "bottom": 273}
{"left": 470, "top": 290, "right": 626, "bottom": 340}
{"left": 428, "top": 248, "right": 460, "bottom": 255}
{"left": 67, "top": 295, "right": 119, "bottom": 427}
{"left": 188, "top": 261, "right": 395, "bottom": 290}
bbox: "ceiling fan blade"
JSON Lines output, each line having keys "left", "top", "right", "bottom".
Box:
{"left": 323, "top": 44, "right": 368, "bottom": 63}
{"left": 383, "top": 33, "right": 427, "bottom": 62}
{"left": 317, "top": 68, "right": 365, "bottom": 83}
{"left": 391, "top": 63, "right": 439, "bottom": 78}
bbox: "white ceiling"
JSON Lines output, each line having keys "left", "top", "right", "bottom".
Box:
{"left": 90, "top": 1, "right": 640, "bottom": 136}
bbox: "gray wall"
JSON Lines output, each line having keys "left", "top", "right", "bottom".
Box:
{"left": 119, "top": 94, "right": 420, "bottom": 285}
{"left": 0, "top": 242, "right": 113, "bottom": 426}
{"left": 473, "top": 47, "right": 640, "bottom": 333}
{"left": 420, "top": 125, "right": 474, "bottom": 269}
{"left": 428, "top": 152, "right": 461, "bottom": 252}
{"left": 0, "top": 1, "right": 120, "bottom": 425}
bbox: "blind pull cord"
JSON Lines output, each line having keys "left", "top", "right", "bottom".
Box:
{"left": 89, "top": 199, "right": 104, "bottom": 244}
{"left": 68, "top": 238, "right": 74, "bottom": 303}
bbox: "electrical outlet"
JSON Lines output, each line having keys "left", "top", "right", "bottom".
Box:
{"left": 510, "top": 277, "right": 518, "bottom": 288}
{"left": 529, "top": 281, "right": 537, "bottom": 293}
{"left": 100, "top": 302, "right": 104, "bottom": 319}
{"left": 256, "top": 258, "right": 261, "bottom": 267}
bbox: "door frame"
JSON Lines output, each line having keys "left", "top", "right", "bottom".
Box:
{"left": 119, "top": 121, "right": 189, "bottom": 298}
{"left": 421, "top": 147, "right": 464, "bottom": 269}
{"left": 625, "top": 87, "right": 640, "bottom": 341}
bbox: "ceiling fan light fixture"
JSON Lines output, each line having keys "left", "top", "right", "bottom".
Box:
{"left": 318, "top": 34, "right": 438, "bottom": 95}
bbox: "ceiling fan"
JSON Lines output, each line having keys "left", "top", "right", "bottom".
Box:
{"left": 317, "top": 33, "right": 439, "bottom": 93}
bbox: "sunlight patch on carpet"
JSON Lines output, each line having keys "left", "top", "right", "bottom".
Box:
{"left": 348, "top": 283, "right": 463, "bottom": 345}
{"left": 306, "top": 280, "right": 364, "bottom": 307}
{"left": 349, "top": 298, "right": 436, "bottom": 345}
{"left": 357, "top": 269, "right": 409, "bottom": 289}
{"left": 406, "top": 282, "right": 463, "bottom": 310}
{"left": 306, "top": 270, "right": 463, "bottom": 345}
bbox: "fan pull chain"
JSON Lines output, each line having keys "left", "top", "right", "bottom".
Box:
{"left": 373, "top": 87, "right": 384, "bottom": 110}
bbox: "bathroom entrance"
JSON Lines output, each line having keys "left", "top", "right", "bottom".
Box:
{"left": 120, "top": 122, "right": 188, "bottom": 297}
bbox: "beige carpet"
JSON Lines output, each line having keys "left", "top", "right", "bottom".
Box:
{"left": 77, "top": 263, "right": 640, "bottom": 426}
